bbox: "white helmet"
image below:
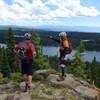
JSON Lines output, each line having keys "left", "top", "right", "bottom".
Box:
{"left": 59, "top": 32, "right": 67, "bottom": 37}
{"left": 24, "top": 33, "right": 31, "bottom": 40}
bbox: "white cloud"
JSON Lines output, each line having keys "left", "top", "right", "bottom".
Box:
{"left": 11, "top": 4, "right": 25, "bottom": 13}
{"left": 0, "top": 0, "right": 100, "bottom": 25}
{"left": 48, "top": 9, "right": 74, "bottom": 18}
{"left": 0, "top": 4, "right": 19, "bottom": 20}
{"left": 0, "top": 0, "right": 4, "bottom": 7}
{"left": 32, "top": 0, "right": 49, "bottom": 11}
{"left": 46, "top": 0, "right": 100, "bottom": 17}
{"left": 79, "top": 6, "right": 100, "bottom": 16}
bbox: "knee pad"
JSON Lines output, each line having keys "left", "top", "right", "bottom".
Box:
{"left": 60, "top": 64, "right": 66, "bottom": 68}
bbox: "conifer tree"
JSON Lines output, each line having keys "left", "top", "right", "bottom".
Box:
{"left": 0, "top": 48, "right": 11, "bottom": 77}
{"left": 0, "top": 46, "right": 2, "bottom": 61}
{"left": 69, "top": 51, "right": 87, "bottom": 79}
{"left": 0, "top": 46, "right": 2, "bottom": 72}
{"left": 6, "top": 28, "right": 15, "bottom": 72}
{"left": 89, "top": 57, "right": 100, "bottom": 87}
{"left": 77, "top": 41, "right": 85, "bottom": 53}
{"left": 31, "top": 31, "right": 49, "bottom": 69}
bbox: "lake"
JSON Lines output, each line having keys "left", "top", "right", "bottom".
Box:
{"left": 0, "top": 43, "right": 100, "bottom": 62}
{"left": 0, "top": 43, "right": 7, "bottom": 48}
{"left": 43, "top": 46, "right": 100, "bottom": 62}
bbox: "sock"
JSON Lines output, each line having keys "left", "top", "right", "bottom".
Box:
{"left": 25, "top": 83, "right": 28, "bottom": 88}
{"left": 61, "top": 67, "right": 65, "bottom": 77}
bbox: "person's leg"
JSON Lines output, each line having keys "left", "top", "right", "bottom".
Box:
{"left": 60, "top": 58, "right": 67, "bottom": 77}
{"left": 26, "top": 60, "right": 33, "bottom": 90}
{"left": 21, "top": 60, "right": 29, "bottom": 91}
{"left": 23, "top": 74, "right": 28, "bottom": 83}
{"left": 23, "top": 74, "right": 29, "bottom": 90}
{"left": 57, "top": 57, "right": 66, "bottom": 81}
{"left": 60, "top": 64, "right": 66, "bottom": 79}
{"left": 27, "top": 75, "right": 32, "bottom": 87}
{"left": 61, "top": 67, "right": 65, "bottom": 77}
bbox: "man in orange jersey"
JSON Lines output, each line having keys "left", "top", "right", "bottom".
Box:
{"left": 48, "top": 32, "right": 72, "bottom": 81}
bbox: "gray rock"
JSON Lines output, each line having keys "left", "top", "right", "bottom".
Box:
{"left": 75, "top": 86, "right": 100, "bottom": 100}
{"left": 47, "top": 74, "right": 81, "bottom": 88}
{"left": 13, "top": 93, "right": 21, "bottom": 100}
{"left": 19, "top": 93, "right": 31, "bottom": 100}
{"left": 0, "top": 94, "right": 8, "bottom": 100}
{"left": 35, "top": 69, "right": 50, "bottom": 74}
{"left": 47, "top": 74, "right": 100, "bottom": 100}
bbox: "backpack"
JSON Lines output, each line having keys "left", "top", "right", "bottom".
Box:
{"left": 67, "top": 40, "right": 72, "bottom": 54}
{"left": 18, "top": 40, "right": 31, "bottom": 60}
{"left": 18, "top": 41, "right": 35, "bottom": 60}
{"left": 18, "top": 44, "right": 28, "bottom": 60}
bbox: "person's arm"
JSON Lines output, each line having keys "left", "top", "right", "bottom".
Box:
{"left": 48, "top": 36, "right": 60, "bottom": 43}
{"left": 33, "top": 47, "right": 36, "bottom": 57}
{"left": 29, "top": 44, "right": 36, "bottom": 58}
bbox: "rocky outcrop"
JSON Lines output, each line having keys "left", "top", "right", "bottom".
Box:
{"left": 47, "top": 74, "right": 100, "bottom": 100}
{"left": 0, "top": 69, "right": 100, "bottom": 100}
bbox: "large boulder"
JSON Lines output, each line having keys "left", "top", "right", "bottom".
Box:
{"left": 47, "top": 74, "right": 100, "bottom": 100}
{"left": 33, "top": 69, "right": 58, "bottom": 81}
{"left": 75, "top": 86, "right": 99, "bottom": 100}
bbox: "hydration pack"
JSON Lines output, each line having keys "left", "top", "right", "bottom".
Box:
{"left": 67, "top": 40, "right": 72, "bottom": 54}
{"left": 19, "top": 45, "right": 27, "bottom": 60}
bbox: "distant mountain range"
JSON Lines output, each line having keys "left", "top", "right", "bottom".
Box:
{"left": 0, "top": 25, "right": 100, "bottom": 33}
{"left": 34, "top": 25, "right": 100, "bottom": 33}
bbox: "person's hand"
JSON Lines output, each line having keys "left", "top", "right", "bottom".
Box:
{"left": 61, "top": 57, "right": 64, "bottom": 61}
{"left": 13, "top": 49, "right": 19, "bottom": 54}
{"left": 33, "top": 52, "right": 36, "bottom": 58}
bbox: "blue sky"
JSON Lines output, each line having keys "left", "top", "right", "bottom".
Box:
{"left": 0, "top": 0, "right": 100, "bottom": 27}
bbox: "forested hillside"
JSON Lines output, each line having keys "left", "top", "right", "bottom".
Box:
{"left": 0, "top": 28, "right": 100, "bottom": 50}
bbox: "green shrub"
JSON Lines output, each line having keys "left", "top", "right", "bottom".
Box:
{"left": 31, "top": 32, "right": 49, "bottom": 69}
{"left": 11, "top": 73, "right": 22, "bottom": 83}
{"left": 0, "top": 73, "right": 9, "bottom": 84}
{"left": 33, "top": 73, "right": 43, "bottom": 81}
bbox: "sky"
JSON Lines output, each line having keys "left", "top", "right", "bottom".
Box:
{"left": 0, "top": 0, "right": 100, "bottom": 27}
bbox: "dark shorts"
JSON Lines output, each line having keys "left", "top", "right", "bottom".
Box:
{"left": 59, "top": 57, "right": 67, "bottom": 65}
{"left": 21, "top": 59, "right": 33, "bottom": 75}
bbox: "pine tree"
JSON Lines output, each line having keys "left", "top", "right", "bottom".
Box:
{"left": 31, "top": 31, "right": 49, "bottom": 69}
{"left": 6, "top": 28, "right": 15, "bottom": 72}
{"left": 0, "top": 46, "right": 3, "bottom": 72}
{"left": 77, "top": 41, "right": 85, "bottom": 53}
{"left": 0, "top": 46, "right": 2, "bottom": 61}
{"left": 69, "top": 51, "right": 87, "bottom": 79}
{"left": 89, "top": 57, "right": 100, "bottom": 87}
{"left": 0, "top": 48, "right": 11, "bottom": 78}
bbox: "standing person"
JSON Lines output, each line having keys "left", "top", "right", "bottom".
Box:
{"left": 48, "top": 32, "right": 72, "bottom": 81}
{"left": 14, "top": 33, "right": 36, "bottom": 91}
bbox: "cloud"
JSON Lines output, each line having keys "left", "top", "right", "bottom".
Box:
{"left": 0, "top": 0, "right": 100, "bottom": 25}
{"left": 0, "top": 0, "right": 4, "bottom": 7}
{"left": 79, "top": 6, "right": 100, "bottom": 16}
{"left": 46, "top": 0, "right": 100, "bottom": 17}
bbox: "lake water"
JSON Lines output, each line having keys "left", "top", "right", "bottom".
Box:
{"left": 0, "top": 43, "right": 100, "bottom": 62}
{"left": 0, "top": 43, "right": 7, "bottom": 48}
{"left": 43, "top": 46, "right": 100, "bottom": 62}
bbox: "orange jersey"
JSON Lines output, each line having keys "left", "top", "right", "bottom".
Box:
{"left": 60, "top": 39, "right": 69, "bottom": 51}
